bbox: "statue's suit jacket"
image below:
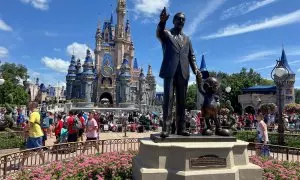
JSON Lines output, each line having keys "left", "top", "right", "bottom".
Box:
{"left": 156, "top": 22, "right": 198, "bottom": 80}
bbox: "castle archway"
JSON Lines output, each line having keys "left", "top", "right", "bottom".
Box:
{"left": 100, "top": 92, "right": 113, "bottom": 104}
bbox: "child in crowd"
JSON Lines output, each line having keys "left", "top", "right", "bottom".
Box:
{"left": 59, "top": 125, "right": 68, "bottom": 143}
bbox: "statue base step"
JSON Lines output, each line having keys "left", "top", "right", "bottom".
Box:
{"left": 132, "top": 138, "right": 262, "bottom": 180}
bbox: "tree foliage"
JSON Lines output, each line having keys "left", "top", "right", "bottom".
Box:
{"left": 185, "top": 83, "right": 197, "bottom": 111}
{"left": 186, "top": 68, "right": 274, "bottom": 113}
{"left": 295, "top": 89, "right": 300, "bottom": 104}
{"left": 0, "top": 63, "right": 29, "bottom": 105}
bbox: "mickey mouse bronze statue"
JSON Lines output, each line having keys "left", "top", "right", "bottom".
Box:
{"left": 196, "top": 75, "right": 232, "bottom": 136}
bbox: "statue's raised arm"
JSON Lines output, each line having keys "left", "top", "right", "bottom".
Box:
{"left": 156, "top": 7, "right": 170, "bottom": 41}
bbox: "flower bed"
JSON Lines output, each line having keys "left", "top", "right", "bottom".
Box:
{"left": 8, "top": 152, "right": 135, "bottom": 180}
{"left": 250, "top": 155, "right": 300, "bottom": 180}
{"left": 8, "top": 152, "right": 300, "bottom": 180}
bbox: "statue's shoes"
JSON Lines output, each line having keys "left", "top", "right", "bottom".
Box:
{"left": 177, "top": 131, "right": 191, "bottom": 136}
{"left": 160, "top": 131, "right": 169, "bottom": 138}
{"left": 202, "top": 129, "right": 213, "bottom": 136}
{"left": 216, "top": 129, "right": 232, "bottom": 136}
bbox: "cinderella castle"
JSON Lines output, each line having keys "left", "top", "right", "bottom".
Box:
{"left": 66, "top": 0, "right": 156, "bottom": 107}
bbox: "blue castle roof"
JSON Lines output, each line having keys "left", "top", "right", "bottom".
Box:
{"left": 200, "top": 54, "right": 207, "bottom": 71}
{"left": 242, "top": 85, "right": 276, "bottom": 93}
{"left": 40, "top": 83, "right": 48, "bottom": 93}
{"left": 82, "top": 70, "right": 95, "bottom": 75}
{"left": 120, "top": 72, "right": 131, "bottom": 78}
{"left": 139, "top": 68, "right": 145, "bottom": 79}
{"left": 281, "top": 49, "right": 294, "bottom": 74}
{"left": 68, "top": 65, "right": 76, "bottom": 71}
{"left": 122, "top": 58, "right": 129, "bottom": 65}
{"left": 125, "top": 19, "right": 130, "bottom": 33}
{"left": 84, "top": 49, "right": 93, "bottom": 63}
{"left": 70, "top": 55, "right": 76, "bottom": 65}
{"left": 133, "top": 58, "right": 138, "bottom": 70}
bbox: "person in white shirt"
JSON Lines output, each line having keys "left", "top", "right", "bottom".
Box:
{"left": 256, "top": 113, "right": 269, "bottom": 144}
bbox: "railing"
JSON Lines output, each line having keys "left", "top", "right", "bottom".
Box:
{"left": 0, "top": 131, "right": 25, "bottom": 150}
{"left": 1, "top": 137, "right": 300, "bottom": 179}
{"left": 248, "top": 142, "right": 300, "bottom": 162}
{"left": 0, "top": 138, "right": 139, "bottom": 179}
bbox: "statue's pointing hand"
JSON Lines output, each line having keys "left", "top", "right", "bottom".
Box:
{"left": 160, "top": 7, "right": 170, "bottom": 23}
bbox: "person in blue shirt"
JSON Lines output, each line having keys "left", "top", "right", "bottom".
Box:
{"left": 83, "top": 112, "right": 88, "bottom": 126}
{"left": 17, "top": 112, "right": 25, "bottom": 127}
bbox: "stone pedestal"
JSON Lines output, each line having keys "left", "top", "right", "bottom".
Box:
{"left": 133, "top": 135, "right": 262, "bottom": 180}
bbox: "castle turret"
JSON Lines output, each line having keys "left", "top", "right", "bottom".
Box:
{"left": 276, "top": 48, "right": 295, "bottom": 106}
{"left": 125, "top": 19, "right": 131, "bottom": 42}
{"left": 146, "top": 65, "right": 156, "bottom": 106}
{"left": 81, "top": 49, "right": 95, "bottom": 102}
{"left": 115, "top": 0, "right": 126, "bottom": 68}
{"left": 118, "top": 57, "right": 131, "bottom": 103}
{"left": 66, "top": 55, "right": 77, "bottom": 99}
{"left": 74, "top": 59, "right": 82, "bottom": 98}
{"left": 139, "top": 67, "right": 146, "bottom": 104}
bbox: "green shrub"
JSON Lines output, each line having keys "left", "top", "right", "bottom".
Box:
{"left": 0, "top": 131, "right": 25, "bottom": 149}
{"left": 234, "top": 131, "right": 300, "bottom": 148}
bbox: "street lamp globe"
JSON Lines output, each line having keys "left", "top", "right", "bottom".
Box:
{"left": 0, "top": 77, "right": 4, "bottom": 85}
{"left": 274, "top": 67, "right": 288, "bottom": 78}
{"left": 225, "top": 86, "right": 231, "bottom": 93}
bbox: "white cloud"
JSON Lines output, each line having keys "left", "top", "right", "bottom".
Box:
{"left": 134, "top": 0, "right": 170, "bottom": 17}
{"left": 20, "top": 0, "right": 50, "bottom": 10}
{"left": 28, "top": 69, "right": 41, "bottom": 78}
{"left": 0, "top": 46, "right": 9, "bottom": 58}
{"left": 41, "top": 57, "right": 69, "bottom": 73}
{"left": 140, "top": 17, "right": 159, "bottom": 24}
{"left": 156, "top": 84, "right": 164, "bottom": 92}
{"left": 238, "top": 50, "right": 276, "bottom": 63}
{"left": 221, "top": 0, "right": 278, "bottom": 20}
{"left": 255, "top": 60, "right": 300, "bottom": 71}
{"left": 201, "top": 9, "right": 300, "bottom": 40}
{"left": 53, "top": 48, "right": 61, "bottom": 52}
{"left": 44, "top": 31, "right": 58, "bottom": 37}
{"left": 254, "top": 64, "right": 275, "bottom": 71}
{"left": 66, "top": 42, "right": 95, "bottom": 63}
{"left": 66, "top": 42, "right": 94, "bottom": 61}
{"left": 0, "top": 19, "right": 13, "bottom": 31}
{"left": 185, "top": 0, "right": 226, "bottom": 37}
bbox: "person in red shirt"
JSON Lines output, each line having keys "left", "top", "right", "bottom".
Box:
{"left": 78, "top": 112, "right": 85, "bottom": 141}
{"left": 67, "top": 111, "right": 78, "bottom": 142}
{"left": 54, "top": 114, "right": 63, "bottom": 143}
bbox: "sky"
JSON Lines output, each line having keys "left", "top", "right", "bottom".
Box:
{"left": 1, "top": 0, "right": 300, "bottom": 92}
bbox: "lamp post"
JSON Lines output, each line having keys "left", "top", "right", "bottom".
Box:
{"left": 271, "top": 59, "right": 290, "bottom": 145}
{"left": 0, "top": 61, "right": 5, "bottom": 86}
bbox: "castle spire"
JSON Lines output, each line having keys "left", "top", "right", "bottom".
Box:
{"left": 125, "top": 19, "right": 130, "bottom": 33}
{"left": 133, "top": 58, "right": 138, "bottom": 70}
{"left": 280, "top": 48, "right": 294, "bottom": 74}
{"left": 147, "top": 64, "right": 153, "bottom": 76}
{"left": 110, "top": 10, "right": 114, "bottom": 24}
{"left": 200, "top": 54, "right": 207, "bottom": 71}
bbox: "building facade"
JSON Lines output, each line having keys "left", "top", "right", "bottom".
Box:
{"left": 238, "top": 48, "right": 295, "bottom": 113}
{"left": 66, "top": 0, "right": 156, "bottom": 106}
{"left": 24, "top": 78, "right": 65, "bottom": 103}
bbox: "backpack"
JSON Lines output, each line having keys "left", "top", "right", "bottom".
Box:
{"left": 72, "top": 116, "right": 82, "bottom": 131}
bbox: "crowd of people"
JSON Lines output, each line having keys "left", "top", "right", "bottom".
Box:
{"left": 2, "top": 103, "right": 300, "bottom": 153}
